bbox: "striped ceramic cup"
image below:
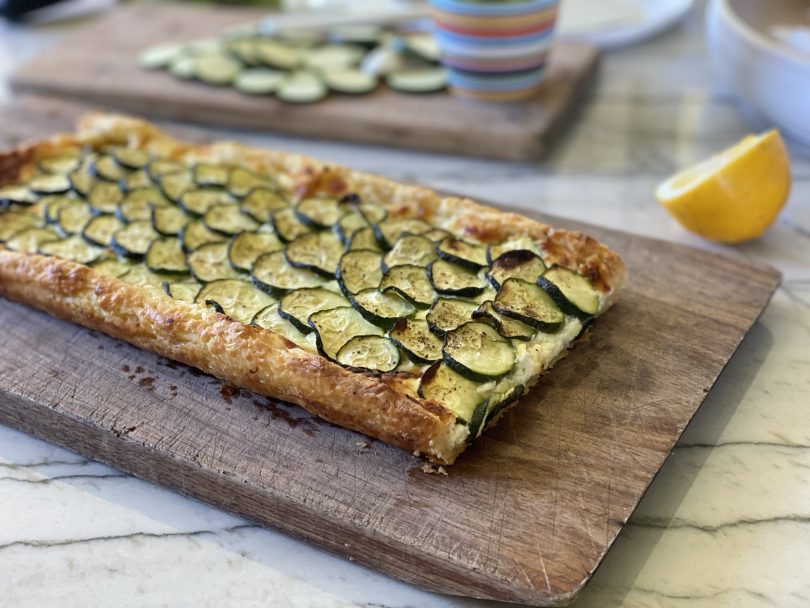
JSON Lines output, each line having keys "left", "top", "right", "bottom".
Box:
{"left": 428, "top": 0, "right": 559, "bottom": 101}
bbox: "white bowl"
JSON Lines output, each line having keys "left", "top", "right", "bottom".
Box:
{"left": 706, "top": 0, "right": 810, "bottom": 145}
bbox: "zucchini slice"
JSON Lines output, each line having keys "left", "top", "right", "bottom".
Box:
{"left": 272, "top": 206, "right": 313, "bottom": 243}
{"left": 437, "top": 237, "right": 488, "bottom": 270}
{"left": 90, "top": 155, "right": 126, "bottom": 182}
{"left": 87, "top": 181, "right": 124, "bottom": 214}
{"left": 148, "top": 159, "right": 185, "bottom": 181}
{"left": 337, "top": 249, "right": 383, "bottom": 296}
{"left": 234, "top": 68, "right": 285, "bottom": 95}
{"left": 487, "top": 236, "right": 542, "bottom": 264}
{"left": 39, "top": 235, "right": 103, "bottom": 265}
{"left": 119, "top": 169, "right": 152, "bottom": 192}
{"left": 473, "top": 300, "right": 536, "bottom": 341}
{"left": 82, "top": 214, "right": 124, "bottom": 247}
{"left": 336, "top": 336, "right": 399, "bottom": 373}
{"left": 494, "top": 278, "right": 565, "bottom": 332}
{"left": 322, "top": 69, "right": 378, "bottom": 94}
{"left": 348, "top": 226, "right": 382, "bottom": 252}
{"left": 193, "top": 164, "right": 230, "bottom": 189}
{"left": 349, "top": 288, "right": 415, "bottom": 329}
{"left": 252, "top": 304, "right": 310, "bottom": 350}
{"left": 382, "top": 234, "right": 437, "bottom": 271}
{"left": 486, "top": 249, "right": 547, "bottom": 290}
{"left": 28, "top": 173, "right": 71, "bottom": 195}
{"left": 295, "top": 197, "right": 342, "bottom": 229}
{"left": 306, "top": 44, "right": 364, "bottom": 71}
{"left": 328, "top": 24, "right": 381, "bottom": 48}
{"left": 138, "top": 42, "right": 187, "bottom": 70}
{"left": 117, "top": 197, "right": 153, "bottom": 223}
{"left": 120, "top": 266, "right": 178, "bottom": 290}
{"left": 240, "top": 188, "right": 287, "bottom": 222}
{"left": 0, "top": 210, "right": 40, "bottom": 241}
{"left": 285, "top": 231, "right": 343, "bottom": 277}
{"left": 43, "top": 195, "right": 74, "bottom": 223}
{"left": 111, "top": 220, "right": 158, "bottom": 258}
{"left": 181, "top": 188, "right": 236, "bottom": 216}
{"left": 380, "top": 264, "right": 435, "bottom": 308}
{"left": 152, "top": 205, "right": 192, "bottom": 236}
{"left": 196, "top": 279, "right": 276, "bottom": 323}
{"left": 228, "top": 231, "right": 283, "bottom": 272}
{"left": 484, "top": 384, "right": 525, "bottom": 428}
{"left": 160, "top": 171, "right": 195, "bottom": 203}
{"left": 146, "top": 237, "right": 188, "bottom": 274}
{"left": 404, "top": 34, "right": 441, "bottom": 63}
{"left": 373, "top": 218, "right": 431, "bottom": 249}
{"left": 123, "top": 186, "right": 170, "bottom": 209}
{"left": 227, "top": 167, "right": 274, "bottom": 198}
{"left": 357, "top": 201, "right": 387, "bottom": 224}
{"left": 429, "top": 259, "right": 487, "bottom": 297}
{"left": 252, "top": 250, "right": 325, "bottom": 294}
{"left": 111, "top": 147, "right": 151, "bottom": 170}
{"left": 255, "top": 40, "right": 305, "bottom": 70}
{"left": 69, "top": 156, "right": 96, "bottom": 196}
{"left": 92, "top": 257, "right": 137, "bottom": 278}
{"left": 308, "top": 306, "right": 383, "bottom": 361}
{"left": 425, "top": 297, "right": 478, "bottom": 337}
{"left": 187, "top": 242, "right": 242, "bottom": 283}
{"left": 418, "top": 362, "right": 486, "bottom": 424}
{"left": 389, "top": 318, "right": 443, "bottom": 364}
{"left": 180, "top": 220, "right": 226, "bottom": 252}
{"left": 194, "top": 52, "right": 242, "bottom": 86}
{"left": 279, "top": 287, "right": 348, "bottom": 333}
{"left": 276, "top": 72, "right": 328, "bottom": 104}
{"left": 0, "top": 185, "right": 38, "bottom": 206}
{"left": 335, "top": 212, "right": 368, "bottom": 245}
{"left": 537, "top": 267, "right": 601, "bottom": 318}
{"left": 163, "top": 281, "right": 202, "bottom": 303}
{"left": 57, "top": 201, "right": 94, "bottom": 235}
{"left": 171, "top": 56, "right": 202, "bottom": 81}
{"left": 203, "top": 203, "right": 259, "bottom": 235}
{"left": 443, "top": 321, "right": 516, "bottom": 382}
{"left": 387, "top": 68, "right": 447, "bottom": 94}
{"left": 39, "top": 153, "right": 81, "bottom": 175}
{"left": 5, "top": 227, "right": 60, "bottom": 253}
{"left": 422, "top": 228, "right": 451, "bottom": 243}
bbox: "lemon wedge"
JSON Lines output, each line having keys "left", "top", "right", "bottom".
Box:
{"left": 656, "top": 130, "right": 791, "bottom": 244}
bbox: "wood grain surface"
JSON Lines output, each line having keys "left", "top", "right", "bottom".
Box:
{"left": 8, "top": 3, "right": 598, "bottom": 161}
{"left": 0, "top": 97, "right": 781, "bottom": 606}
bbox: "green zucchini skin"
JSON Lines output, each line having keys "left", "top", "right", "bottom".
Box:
{"left": 493, "top": 278, "right": 565, "bottom": 332}
{"left": 442, "top": 321, "right": 516, "bottom": 382}
{"left": 536, "top": 267, "right": 601, "bottom": 319}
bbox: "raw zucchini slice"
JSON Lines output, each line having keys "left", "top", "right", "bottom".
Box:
{"left": 272, "top": 206, "right": 313, "bottom": 243}
{"left": 255, "top": 40, "right": 305, "bottom": 70}
{"left": 92, "top": 257, "right": 137, "bottom": 278}
{"left": 240, "top": 188, "right": 287, "bottom": 222}
{"left": 494, "top": 278, "right": 565, "bottom": 332}
{"left": 111, "top": 220, "right": 158, "bottom": 258}
{"left": 252, "top": 250, "right": 325, "bottom": 294}
{"left": 380, "top": 264, "right": 435, "bottom": 308}
{"left": 417, "top": 362, "right": 486, "bottom": 424}
{"left": 443, "top": 321, "right": 516, "bottom": 382}
{"left": 382, "top": 234, "right": 437, "bottom": 271}
{"left": 429, "top": 259, "right": 486, "bottom": 297}
{"left": 348, "top": 226, "right": 382, "bottom": 252}
{"left": 28, "top": 173, "right": 71, "bottom": 195}
{"left": 160, "top": 171, "right": 195, "bottom": 204}
{"left": 0, "top": 185, "right": 38, "bottom": 206}
{"left": 328, "top": 24, "right": 382, "bottom": 48}
{"left": 426, "top": 297, "right": 478, "bottom": 337}
{"left": 486, "top": 249, "right": 547, "bottom": 290}
{"left": 187, "top": 242, "right": 242, "bottom": 283}
{"left": 203, "top": 203, "right": 259, "bottom": 235}
{"left": 39, "top": 235, "right": 103, "bottom": 265}
{"left": 373, "top": 218, "right": 431, "bottom": 250}
{"left": 295, "top": 197, "right": 342, "bottom": 228}
{"left": 308, "top": 306, "right": 383, "bottom": 361}
{"left": 228, "top": 231, "right": 283, "bottom": 272}
{"left": 322, "top": 69, "right": 378, "bottom": 94}
{"left": 337, "top": 249, "right": 383, "bottom": 296}
{"left": 349, "top": 288, "right": 415, "bottom": 329}
{"left": 123, "top": 186, "right": 170, "bottom": 209}
{"left": 117, "top": 197, "right": 153, "bottom": 223}
{"left": 336, "top": 336, "right": 399, "bottom": 373}
{"left": 194, "top": 52, "right": 242, "bottom": 85}
{"left": 227, "top": 167, "right": 274, "bottom": 198}
{"left": 163, "top": 281, "right": 202, "bottom": 303}
{"left": 276, "top": 72, "right": 328, "bottom": 104}
{"left": 227, "top": 36, "right": 259, "bottom": 67}
{"left": 538, "top": 267, "right": 601, "bottom": 317}
{"left": 437, "top": 237, "right": 488, "bottom": 270}
{"left": 152, "top": 205, "right": 192, "bottom": 236}
{"left": 0, "top": 210, "right": 40, "bottom": 241}
{"left": 193, "top": 164, "right": 230, "bottom": 188}
{"left": 5, "top": 227, "right": 60, "bottom": 253}
{"left": 87, "top": 181, "right": 124, "bottom": 214}
{"left": 57, "top": 201, "right": 94, "bottom": 235}
{"left": 277, "top": 29, "right": 324, "bottom": 48}
{"left": 387, "top": 68, "right": 447, "bottom": 94}
{"left": 285, "top": 231, "right": 343, "bottom": 277}
{"left": 180, "top": 219, "right": 226, "bottom": 252}
{"left": 404, "top": 34, "right": 441, "bottom": 63}
{"left": 196, "top": 279, "right": 276, "bottom": 323}
{"left": 306, "top": 44, "right": 364, "bottom": 71}
{"left": 119, "top": 169, "right": 152, "bottom": 192}
{"left": 335, "top": 212, "right": 368, "bottom": 245}
{"left": 146, "top": 237, "right": 188, "bottom": 274}
{"left": 473, "top": 300, "right": 536, "bottom": 341}
{"left": 82, "top": 214, "right": 124, "bottom": 247}
{"left": 487, "top": 236, "right": 542, "bottom": 264}
{"left": 111, "top": 147, "right": 151, "bottom": 170}
{"left": 389, "top": 318, "right": 442, "bottom": 364}
{"left": 38, "top": 153, "right": 81, "bottom": 175}
{"left": 181, "top": 188, "right": 235, "bottom": 216}
{"left": 234, "top": 68, "right": 285, "bottom": 95}
{"left": 279, "top": 287, "right": 348, "bottom": 333}
{"left": 252, "top": 304, "right": 310, "bottom": 350}
{"left": 90, "top": 155, "right": 126, "bottom": 182}
{"left": 138, "top": 42, "right": 187, "bottom": 70}
{"left": 170, "top": 56, "right": 196, "bottom": 80}
{"left": 148, "top": 159, "right": 185, "bottom": 181}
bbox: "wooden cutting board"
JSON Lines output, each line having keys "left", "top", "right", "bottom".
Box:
{"left": 9, "top": 3, "right": 598, "bottom": 161}
{"left": 0, "top": 97, "right": 781, "bottom": 606}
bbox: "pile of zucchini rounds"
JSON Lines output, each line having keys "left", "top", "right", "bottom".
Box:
{"left": 138, "top": 23, "right": 447, "bottom": 103}
{"left": 0, "top": 146, "right": 601, "bottom": 438}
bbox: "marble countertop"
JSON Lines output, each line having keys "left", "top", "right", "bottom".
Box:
{"left": 1, "top": 3, "right": 809, "bottom": 607}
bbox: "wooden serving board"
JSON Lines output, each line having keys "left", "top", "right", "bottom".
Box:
{"left": 9, "top": 3, "right": 598, "bottom": 161}
{"left": 0, "top": 97, "right": 781, "bottom": 606}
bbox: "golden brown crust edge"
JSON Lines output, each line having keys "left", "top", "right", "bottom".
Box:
{"left": 0, "top": 113, "right": 627, "bottom": 464}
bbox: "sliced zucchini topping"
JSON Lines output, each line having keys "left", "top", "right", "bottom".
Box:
{"left": 487, "top": 236, "right": 542, "bottom": 264}
{"left": 389, "top": 318, "right": 443, "bottom": 364}
{"left": 494, "top": 278, "right": 565, "bottom": 332}
{"left": 83, "top": 214, "right": 124, "bottom": 247}
{"left": 5, "top": 227, "right": 60, "bottom": 253}
{"left": 241, "top": 188, "right": 287, "bottom": 222}
{"left": 425, "top": 297, "right": 479, "bottom": 337}
{"left": 204, "top": 203, "right": 259, "bottom": 235}
{"left": 537, "top": 267, "right": 601, "bottom": 318}
{"left": 336, "top": 335, "right": 399, "bottom": 373}
{"left": 380, "top": 264, "right": 435, "bottom": 308}
{"left": 196, "top": 279, "right": 276, "bottom": 323}
{"left": 163, "top": 280, "right": 202, "bottom": 303}
{"left": 124, "top": 186, "right": 170, "bottom": 209}
{"left": 285, "top": 231, "right": 343, "bottom": 277}
{"left": 91, "top": 155, "right": 126, "bottom": 182}
{"left": 57, "top": 201, "right": 94, "bottom": 235}
{"left": 484, "top": 384, "right": 525, "bottom": 427}
{"left": 29, "top": 173, "right": 72, "bottom": 195}
{"left": 160, "top": 170, "right": 194, "bottom": 203}
{"left": 152, "top": 205, "right": 192, "bottom": 236}
{"left": 228, "top": 231, "right": 283, "bottom": 272}
{"left": 443, "top": 321, "right": 515, "bottom": 382}
{"left": 348, "top": 226, "right": 382, "bottom": 252}
{"left": 373, "top": 218, "right": 431, "bottom": 249}
{"left": 148, "top": 159, "right": 185, "bottom": 180}
{"left": 227, "top": 168, "right": 274, "bottom": 198}
{"left": 112, "top": 147, "right": 151, "bottom": 170}
{"left": 0, "top": 185, "right": 38, "bottom": 206}
{"left": 146, "top": 237, "right": 188, "bottom": 274}
{"left": 337, "top": 249, "right": 383, "bottom": 295}
{"left": 252, "top": 304, "right": 310, "bottom": 349}
{"left": 335, "top": 212, "right": 368, "bottom": 245}
{"left": 39, "top": 235, "right": 103, "bottom": 265}
{"left": 437, "top": 237, "right": 488, "bottom": 270}
{"left": 272, "top": 206, "right": 313, "bottom": 242}
{"left": 111, "top": 220, "right": 159, "bottom": 258}
{"left": 38, "top": 153, "right": 81, "bottom": 175}
{"left": 279, "top": 287, "right": 348, "bottom": 333}
{"left": 295, "top": 197, "right": 342, "bottom": 228}
{"left": 252, "top": 250, "right": 325, "bottom": 293}
{"left": 429, "top": 259, "right": 486, "bottom": 297}
{"left": 193, "top": 164, "right": 230, "bottom": 188}
{"left": 118, "top": 197, "right": 154, "bottom": 223}
{"left": 92, "top": 257, "right": 137, "bottom": 278}
{"left": 87, "top": 181, "right": 124, "bottom": 214}
{"left": 181, "top": 219, "right": 226, "bottom": 252}
{"left": 382, "top": 234, "right": 437, "bottom": 271}
{"left": 350, "top": 288, "right": 415, "bottom": 329}
{"left": 418, "top": 362, "right": 486, "bottom": 424}
{"left": 188, "top": 242, "right": 242, "bottom": 282}
{"left": 181, "top": 188, "right": 235, "bottom": 216}
{"left": 486, "top": 249, "right": 547, "bottom": 290}
{"left": 473, "top": 300, "right": 536, "bottom": 341}
{"left": 308, "top": 306, "right": 383, "bottom": 361}
{"left": 119, "top": 169, "right": 152, "bottom": 192}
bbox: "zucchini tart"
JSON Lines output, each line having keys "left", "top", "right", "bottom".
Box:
{"left": 0, "top": 114, "right": 625, "bottom": 464}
